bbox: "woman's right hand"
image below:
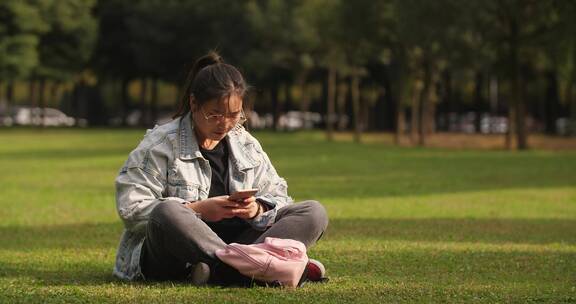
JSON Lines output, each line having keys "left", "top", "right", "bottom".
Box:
{"left": 186, "top": 195, "right": 239, "bottom": 222}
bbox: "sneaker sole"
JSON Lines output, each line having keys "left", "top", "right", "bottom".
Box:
{"left": 191, "top": 262, "right": 210, "bottom": 286}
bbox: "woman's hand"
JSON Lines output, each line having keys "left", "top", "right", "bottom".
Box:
{"left": 231, "top": 196, "right": 262, "bottom": 219}
{"left": 187, "top": 196, "right": 241, "bottom": 222}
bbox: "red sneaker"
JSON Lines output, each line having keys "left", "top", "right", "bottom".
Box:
{"left": 297, "top": 258, "right": 329, "bottom": 287}
{"left": 306, "top": 259, "right": 326, "bottom": 282}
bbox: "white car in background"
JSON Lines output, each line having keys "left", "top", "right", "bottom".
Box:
{"left": 13, "top": 107, "right": 82, "bottom": 127}
{"left": 248, "top": 111, "right": 323, "bottom": 130}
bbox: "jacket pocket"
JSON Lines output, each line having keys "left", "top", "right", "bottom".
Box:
{"left": 167, "top": 183, "right": 200, "bottom": 201}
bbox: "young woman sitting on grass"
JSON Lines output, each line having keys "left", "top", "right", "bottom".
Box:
{"left": 113, "top": 51, "right": 329, "bottom": 286}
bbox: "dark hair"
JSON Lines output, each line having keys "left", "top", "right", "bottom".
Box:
{"left": 174, "top": 51, "right": 248, "bottom": 118}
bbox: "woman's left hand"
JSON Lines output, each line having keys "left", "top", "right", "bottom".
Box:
{"left": 230, "top": 196, "right": 261, "bottom": 219}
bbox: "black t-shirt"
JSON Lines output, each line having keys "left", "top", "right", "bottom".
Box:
{"left": 199, "top": 137, "right": 250, "bottom": 242}
{"left": 199, "top": 139, "right": 230, "bottom": 197}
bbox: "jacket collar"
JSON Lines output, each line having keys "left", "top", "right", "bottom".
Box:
{"left": 177, "top": 112, "right": 258, "bottom": 171}
{"left": 178, "top": 112, "right": 204, "bottom": 160}
{"left": 226, "top": 127, "right": 260, "bottom": 171}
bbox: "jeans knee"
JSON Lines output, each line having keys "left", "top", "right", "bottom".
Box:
{"left": 300, "top": 200, "right": 329, "bottom": 233}
{"left": 149, "top": 202, "right": 182, "bottom": 225}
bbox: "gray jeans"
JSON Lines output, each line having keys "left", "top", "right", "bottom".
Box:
{"left": 140, "top": 200, "right": 329, "bottom": 281}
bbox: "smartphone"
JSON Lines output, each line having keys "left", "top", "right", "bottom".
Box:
{"left": 228, "top": 188, "right": 259, "bottom": 201}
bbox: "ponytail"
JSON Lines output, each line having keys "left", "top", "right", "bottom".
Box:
{"left": 173, "top": 51, "right": 224, "bottom": 118}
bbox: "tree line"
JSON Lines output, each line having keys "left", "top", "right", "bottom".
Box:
{"left": 1, "top": 0, "right": 575, "bottom": 149}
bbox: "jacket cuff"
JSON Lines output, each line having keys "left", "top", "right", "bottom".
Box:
{"left": 245, "top": 197, "right": 279, "bottom": 230}
{"left": 255, "top": 196, "right": 276, "bottom": 210}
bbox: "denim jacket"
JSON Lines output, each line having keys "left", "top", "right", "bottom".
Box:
{"left": 113, "top": 113, "right": 293, "bottom": 281}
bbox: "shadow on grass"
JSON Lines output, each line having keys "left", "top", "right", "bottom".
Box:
{"left": 325, "top": 218, "right": 576, "bottom": 244}
{"left": 0, "top": 222, "right": 172, "bottom": 286}
{"left": 0, "top": 217, "right": 575, "bottom": 288}
{"left": 0, "top": 147, "right": 131, "bottom": 160}
{"left": 0, "top": 223, "right": 122, "bottom": 284}
{"left": 1, "top": 218, "right": 574, "bottom": 253}
{"left": 0, "top": 222, "right": 123, "bottom": 251}
{"left": 0, "top": 260, "right": 118, "bottom": 286}
{"left": 2, "top": 133, "right": 576, "bottom": 199}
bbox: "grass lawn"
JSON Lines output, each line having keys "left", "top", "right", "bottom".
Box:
{"left": 0, "top": 128, "right": 575, "bottom": 303}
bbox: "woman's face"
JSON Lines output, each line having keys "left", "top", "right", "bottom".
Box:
{"left": 191, "top": 94, "right": 244, "bottom": 142}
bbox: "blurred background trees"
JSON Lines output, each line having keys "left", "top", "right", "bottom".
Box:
{"left": 1, "top": 0, "right": 575, "bottom": 148}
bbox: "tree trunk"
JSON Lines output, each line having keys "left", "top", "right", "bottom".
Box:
{"left": 0, "top": 80, "right": 5, "bottom": 117}
{"left": 391, "top": 51, "right": 408, "bottom": 145}
{"left": 121, "top": 78, "right": 130, "bottom": 127}
{"left": 284, "top": 82, "right": 293, "bottom": 111}
{"left": 336, "top": 77, "right": 348, "bottom": 131}
{"left": 295, "top": 70, "right": 313, "bottom": 129}
{"left": 506, "top": 106, "right": 516, "bottom": 149}
{"left": 295, "top": 70, "right": 310, "bottom": 112}
{"left": 50, "top": 81, "right": 59, "bottom": 106}
{"left": 443, "top": 70, "right": 454, "bottom": 113}
{"left": 71, "top": 82, "right": 79, "bottom": 125}
{"left": 568, "top": 43, "right": 576, "bottom": 130}
{"left": 489, "top": 76, "right": 499, "bottom": 114}
{"left": 38, "top": 78, "right": 46, "bottom": 127}
{"left": 395, "top": 108, "right": 405, "bottom": 145}
{"left": 430, "top": 69, "right": 439, "bottom": 136}
{"left": 271, "top": 84, "right": 280, "bottom": 131}
{"left": 410, "top": 81, "right": 421, "bottom": 144}
{"left": 151, "top": 77, "right": 159, "bottom": 126}
{"left": 572, "top": 86, "right": 576, "bottom": 135}
{"left": 28, "top": 78, "right": 37, "bottom": 125}
{"left": 516, "top": 80, "right": 528, "bottom": 149}
{"left": 418, "top": 60, "right": 432, "bottom": 146}
{"left": 393, "top": 86, "right": 402, "bottom": 145}
{"left": 361, "top": 91, "right": 370, "bottom": 131}
{"left": 427, "top": 82, "right": 437, "bottom": 136}
{"left": 510, "top": 15, "right": 528, "bottom": 150}
{"left": 326, "top": 67, "right": 336, "bottom": 141}
{"left": 474, "top": 72, "right": 484, "bottom": 133}
{"left": 140, "top": 78, "right": 148, "bottom": 126}
{"left": 350, "top": 67, "right": 362, "bottom": 143}
{"left": 570, "top": 80, "right": 576, "bottom": 133}
{"left": 6, "top": 81, "right": 14, "bottom": 106}
{"left": 70, "top": 85, "right": 81, "bottom": 127}
{"left": 544, "top": 70, "right": 559, "bottom": 134}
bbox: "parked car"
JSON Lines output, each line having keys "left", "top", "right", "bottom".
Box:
{"left": 12, "top": 107, "right": 86, "bottom": 127}
{"left": 0, "top": 102, "right": 12, "bottom": 126}
{"left": 278, "top": 111, "right": 323, "bottom": 130}
{"left": 0, "top": 114, "right": 13, "bottom": 126}
{"left": 245, "top": 111, "right": 322, "bottom": 130}
{"left": 480, "top": 114, "right": 508, "bottom": 134}
{"left": 108, "top": 110, "right": 142, "bottom": 127}
{"left": 438, "top": 112, "right": 508, "bottom": 134}
{"left": 556, "top": 118, "right": 576, "bottom": 136}
{"left": 108, "top": 110, "right": 174, "bottom": 127}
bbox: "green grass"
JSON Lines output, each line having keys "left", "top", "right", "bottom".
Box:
{"left": 0, "top": 128, "right": 575, "bottom": 303}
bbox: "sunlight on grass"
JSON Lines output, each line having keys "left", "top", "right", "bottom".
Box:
{"left": 323, "top": 187, "right": 576, "bottom": 220}
{"left": 0, "top": 129, "right": 574, "bottom": 303}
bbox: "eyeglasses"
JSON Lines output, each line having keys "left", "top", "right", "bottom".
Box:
{"left": 199, "top": 106, "right": 246, "bottom": 124}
